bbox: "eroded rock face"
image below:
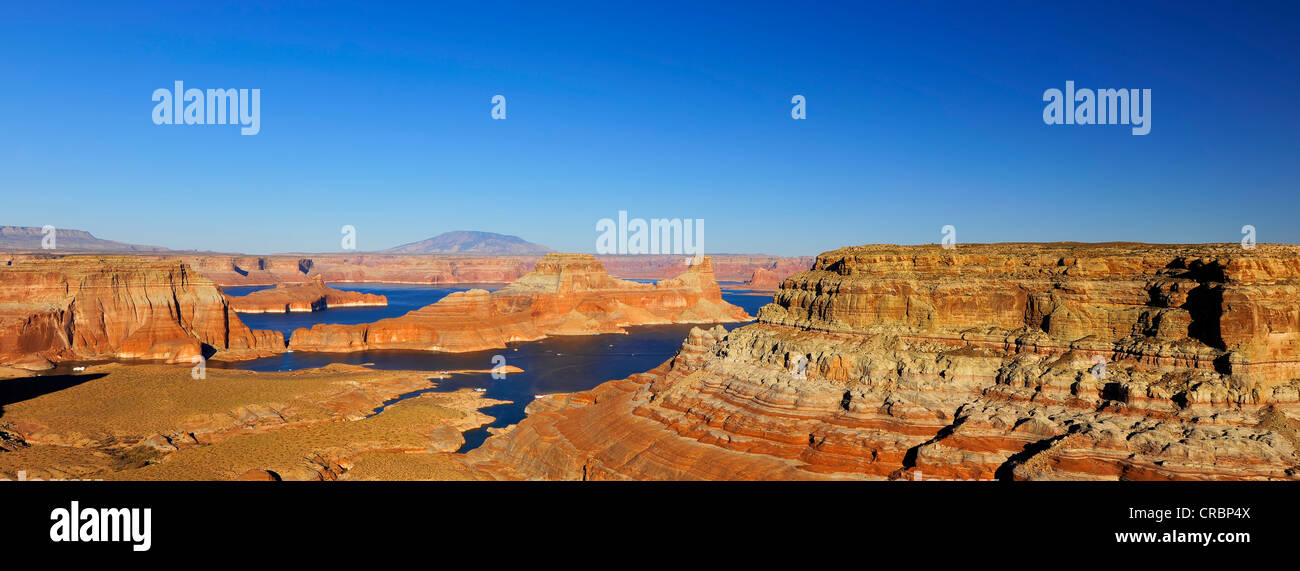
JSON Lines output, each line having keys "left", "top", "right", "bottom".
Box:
{"left": 226, "top": 276, "right": 387, "bottom": 313}
{"left": 0, "top": 257, "right": 284, "bottom": 365}
{"left": 740, "top": 267, "right": 784, "bottom": 290}
{"left": 466, "top": 244, "right": 1300, "bottom": 481}
{"left": 289, "top": 254, "right": 750, "bottom": 353}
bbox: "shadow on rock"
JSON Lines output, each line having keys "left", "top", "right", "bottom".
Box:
{"left": 0, "top": 373, "right": 108, "bottom": 410}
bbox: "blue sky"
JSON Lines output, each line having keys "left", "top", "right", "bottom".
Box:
{"left": 1, "top": 1, "right": 1296, "bottom": 255}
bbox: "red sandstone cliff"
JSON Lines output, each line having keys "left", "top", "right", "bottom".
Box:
{"left": 288, "top": 254, "right": 750, "bottom": 353}
{"left": 465, "top": 243, "right": 1300, "bottom": 481}
{"left": 226, "top": 276, "right": 387, "bottom": 313}
{"left": 740, "top": 267, "right": 784, "bottom": 290}
{"left": 0, "top": 257, "right": 284, "bottom": 368}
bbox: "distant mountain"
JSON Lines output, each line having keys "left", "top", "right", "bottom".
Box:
{"left": 381, "top": 231, "right": 553, "bottom": 255}
{"left": 0, "top": 226, "right": 169, "bottom": 252}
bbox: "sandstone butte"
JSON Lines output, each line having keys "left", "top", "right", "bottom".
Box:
{"left": 289, "top": 253, "right": 750, "bottom": 353}
{"left": 226, "top": 275, "right": 387, "bottom": 313}
{"left": 740, "top": 267, "right": 785, "bottom": 291}
{"left": 0, "top": 252, "right": 813, "bottom": 288}
{"left": 0, "top": 256, "right": 284, "bottom": 369}
{"left": 464, "top": 243, "right": 1300, "bottom": 481}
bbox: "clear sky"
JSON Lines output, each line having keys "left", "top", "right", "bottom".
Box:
{"left": 1, "top": 1, "right": 1297, "bottom": 255}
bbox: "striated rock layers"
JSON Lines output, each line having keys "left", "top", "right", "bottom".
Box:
{"left": 0, "top": 257, "right": 283, "bottom": 367}
{"left": 289, "top": 254, "right": 750, "bottom": 353}
{"left": 7, "top": 252, "right": 814, "bottom": 287}
{"left": 227, "top": 276, "right": 387, "bottom": 313}
{"left": 466, "top": 243, "right": 1300, "bottom": 481}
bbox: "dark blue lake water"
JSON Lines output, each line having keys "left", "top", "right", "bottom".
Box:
{"left": 215, "top": 282, "right": 772, "bottom": 451}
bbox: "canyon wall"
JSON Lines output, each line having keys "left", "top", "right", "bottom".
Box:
{"left": 289, "top": 254, "right": 750, "bottom": 353}
{"left": 227, "top": 276, "right": 387, "bottom": 313}
{"left": 466, "top": 243, "right": 1300, "bottom": 481}
{"left": 4, "top": 251, "right": 814, "bottom": 287}
{"left": 739, "top": 267, "right": 784, "bottom": 290}
{"left": 0, "top": 257, "right": 284, "bottom": 368}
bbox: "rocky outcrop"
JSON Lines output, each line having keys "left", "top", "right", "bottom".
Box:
{"left": 226, "top": 276, "right": 387, "bottom": 313}
{"left": 0, "top": 256, "right": 283, "bottom": 365}
{"left": 466, "top": 243, "right": 1300, "bottom": 481}
{"left": 289, "top": 254, "right": 750, "bottom": 353}
{"left": 740, "top": 267, "right": 784, "bottom": 290}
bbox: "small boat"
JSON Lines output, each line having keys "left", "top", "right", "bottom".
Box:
{"left": 474, "top": 388, "right": 487, "bottom": 393}
{"left": 72, "top": 366, "right": 86, "bottom": 372}
{"left": 533, "top": 394, "right": 546, "bottom": 399}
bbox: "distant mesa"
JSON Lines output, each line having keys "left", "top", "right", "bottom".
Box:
{"left": 381, "top": 231, "right": 553, "bottom": 255}
{"left": 226, "top": 276, "right": 388, "bottom": 313}
{"left": 0, "top": 226, "right": 168, "bottom": 252}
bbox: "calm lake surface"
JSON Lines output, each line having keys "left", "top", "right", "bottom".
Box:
{"left": 216, "top": 282, "right": 772, "bottom": 451}
{"left": 222, "top": 283, "right": 504, "bottom": 339}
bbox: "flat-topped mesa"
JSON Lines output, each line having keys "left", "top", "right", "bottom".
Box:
{"left": 466, "top": 243, "right": 1300, "bottom": 481}
{"left": 0, "top": 257, "right": 284, "bottom": 368}
{"left": 226, "top": 276, "right": 387, "bottom": 313}
{"left": 288, "top": 253, "right": 749, "bottom": 353}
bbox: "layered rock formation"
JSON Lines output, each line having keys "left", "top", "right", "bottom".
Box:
{"left": 4, "top": 251, "right": 813, "bottom": 287}
{"left": 739, "top": 267, "right": 784, "bottom": 290}
{"left": 289, "top": 254, "right": 750, "bottom": 353}
{"left": 0, "top": 257, "right": 283, "bottom": 366}
{"left": 466, "top": 243, "right": 1300, "bottom": 481}
{"left": 226, "top": 276, "right": 387, "bottom": 313}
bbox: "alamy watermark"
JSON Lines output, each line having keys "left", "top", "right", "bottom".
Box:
{"left": 491, "top": 354, "right": 509, "bottom": 380}
{"left": 1043, "top": 81, "right": 1150, "bottom": 135}
{"left": 152, "top": 81, "right": 260, "bottom": 135}
{"left": 491, "top": 95, "right": 507, "bottom": 119}
{"left": 595, "top": 211, "right": 703, "bottom": 255}
{"left": 341, "top": 225, "right": 357, "bottom": 250}
{"left": 1241, "top": 225, "right": 1256, "bottom": 250}
{"left": 940, "top": 224, "right": 956, "bottom": 250}
{"left": 41, "top": 225, "right": 56, "bottom": 250}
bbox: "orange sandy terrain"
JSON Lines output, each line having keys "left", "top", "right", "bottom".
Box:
{"left": 0, "top": 363, "right": 506, "bottom": 481}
